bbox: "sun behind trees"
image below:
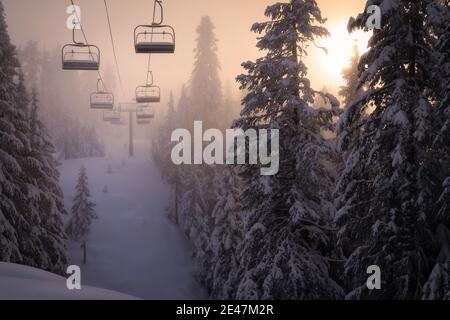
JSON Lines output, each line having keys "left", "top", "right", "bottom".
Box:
{"left": 153, "top": 0, "right": 450, "bottom": 300}
{"left": 336, "top": 0, "right": 450, "bottom": 299}
{"left": 1, "top": 0, "right": 450, "bottom": 301}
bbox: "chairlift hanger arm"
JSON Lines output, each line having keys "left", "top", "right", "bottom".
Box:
{"left": 146, "top": 70, "right": 154, "bottom": 86}
{"left": 97, "top": 79, "right": 104, "bottom": 92}
{"left": 72, "top": 25, "right": 85, "bottom": 45}
{"left": 153, "top": 0, "right": 164, "bottom": 26}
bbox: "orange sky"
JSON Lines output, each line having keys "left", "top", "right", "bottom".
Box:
{"left": 3, "top": 0, "right": 368, "bottom": 103}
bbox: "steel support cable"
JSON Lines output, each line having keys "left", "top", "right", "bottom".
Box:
{"left": 69, "top": 0, "right": 108, "bottom": 91}
{"left": 103, "top": 0, "right": 125, "bottom": 97}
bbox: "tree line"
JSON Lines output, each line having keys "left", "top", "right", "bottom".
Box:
{"left": 154, "top": 0, "right": 450, "bottom": 300}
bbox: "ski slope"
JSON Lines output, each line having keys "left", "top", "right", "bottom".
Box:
{"left": 60, "top": 140, "right": 206, "bottom": 299}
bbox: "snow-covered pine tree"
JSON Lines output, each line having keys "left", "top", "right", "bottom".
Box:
{"left": 26, "top": 88, "right": 67, "bottom": 273}
{"left": 168, "top": 16, "right": 226, "bottom": 290}
{"left": 0, "top": 2, "right": 67, "bottom": 274}
{"left": 17, "top": 40, "right": 41, "bottom": 91}
{"left": 154, "top": 91, "right": 177, "bottom": 182}
{"left": 336, "top": 0, "right": 441, "bottom": 299}
{"left": 66, "top": 165, "right": 97, "bottom": 242}
{"left": 18, "top": 43, "right": 105, "bottom": 160}
{"left": 61, "top": 121, "right": 104, "bottom": 160}
{"left": 176, "top": 165, "right": 217, "bottom": 289}
{"left": 424, "top": 0, "right": 450, "bottom": 300}
{"left": 0, "top": 63, "right": 33, "bottom": 265}
{"left": 339, "top": 42, "right": 364, "bottom": 108}
{"left": 422, "top": 224, "right": 450, "bottom": 299}
{"left": 189, "top": 16, "right": 224, "bottom": 130}
{"left": 175, "top": 84, "right": 190, "bottom": 130}
{"left": 233, "top": 0, "right": 343, "bottom": 299}
{"left": 223, "top": 81, "right": 241, "bottom": 129}
{"left": 209, "top": 167, "right": 243, "bottom": 299}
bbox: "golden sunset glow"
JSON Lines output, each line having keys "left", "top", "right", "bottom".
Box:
{"left": 318, "top": 22, "right": 372, "bottom": 84}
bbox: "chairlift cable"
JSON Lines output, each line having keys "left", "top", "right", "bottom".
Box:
{"left": 145, "top": 0, "right": 159, "bottom": 85}
{"left": 68, "top": 0, "right": 108, "bottom": 91}
{"left": 103, "top": 0, "right": 125, "bottom": 97}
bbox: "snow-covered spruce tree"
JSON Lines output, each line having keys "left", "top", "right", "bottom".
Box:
{"left": 421, "top": 224, "right": 450, "bottom": 299}
{"left": 0, "top": 1, "right": 67, "bottom": 274}
{"left": 424, "top": 0, "right": 450, "bottom": 300}
{"left": 25, "top": 88, "right": 67, "bottom": 273}
{"left": 223, "top": 81, "right": 241, "bottom": 129}
{"left": 176, "top": 164, "right": 217, "bottom": 289}
{"left": 336, "top": 0, "right": 441, "bottom": 299}
{"left": 209, "top": 167, "right": 243, "bottom": 299}
{"left": 61, "top": 121, "right": 104, "bottom": 160}
{"left": 233, "top": 0, "right": 343, "bottom": 299}
{"left": 170, "top": 16, "right": 226, "bottom": 290}
{"left": 17, "top": 40, "right": 41, "bottom": 91}
{"left": 339, "top": 42, "right": 364, "bottom": 108}
{"left": 66, "top": 166, "right": 97, "bottom": 242}
{"left": 175, "top": 84, "right": 190, "bottom": 130}
{"left": 0, "top": 0, "right": 26, "bottom": 264}
{"left": 189, "top": 16, "right": 224, "bottom": 130}
{"left": 154, "top": 91, "right": 177, "bottom": 182}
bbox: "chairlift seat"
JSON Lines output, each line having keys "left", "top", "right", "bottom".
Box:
{"left": 63, "top": 59, "right": 99, "bottom": 71}
{"left": 134, "top": 25, "right": 176, "bottom": 54}
{"left": 136, "top": 96, "right": 160, "bottom": 103}
{"left": 135, "top": 41, "right": 175, "bottom": 54}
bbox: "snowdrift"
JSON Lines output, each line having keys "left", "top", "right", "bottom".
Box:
{"left": 0, "top": 262, "right": 138, "bottom": 300}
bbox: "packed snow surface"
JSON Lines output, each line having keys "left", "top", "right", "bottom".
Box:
{"left": 60, "top": 140, "right": 206, "bottom": 299}
{"left": 0, "top": 262, "right": 137, "bottom": 300}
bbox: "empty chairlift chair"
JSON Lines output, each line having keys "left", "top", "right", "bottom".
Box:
{"left": 137, "top": 118, "right": 151, "bottom": 125}
{"left": 134, "top": 25, "right": 175, "bottom": 54}
{"left": 135, "top": 85, "right": 160, "bottom": 103}
{"left": 103, "top": 110, "right": 121, "bottom": 123}
{"left": 136, "top": 71, "right": 161, "bottom": 103}
{"left": 62, "top": 27, "right": 100, "bottom": 71}
{"left": 91, "top": 80, "right": 114, "bottom": 109}
{"left": 134, "top": 0, "right": 175, "bottom": 54}
{"left": 136, "top": 107, "right": 155, "bottom": 121}
{"left": 111, "top": 119, "right": 126, "bottom": 126}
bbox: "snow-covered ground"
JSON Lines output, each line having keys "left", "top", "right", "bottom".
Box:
{"left": 0, "top": 262, "right": 137, "bottom": 300}
{"left": 60, "top": 140, "right": 206, "bottom": 300}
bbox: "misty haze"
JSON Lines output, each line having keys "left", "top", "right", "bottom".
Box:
{"left": 0, "top": 0, "right": 449, "bottom": 305}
